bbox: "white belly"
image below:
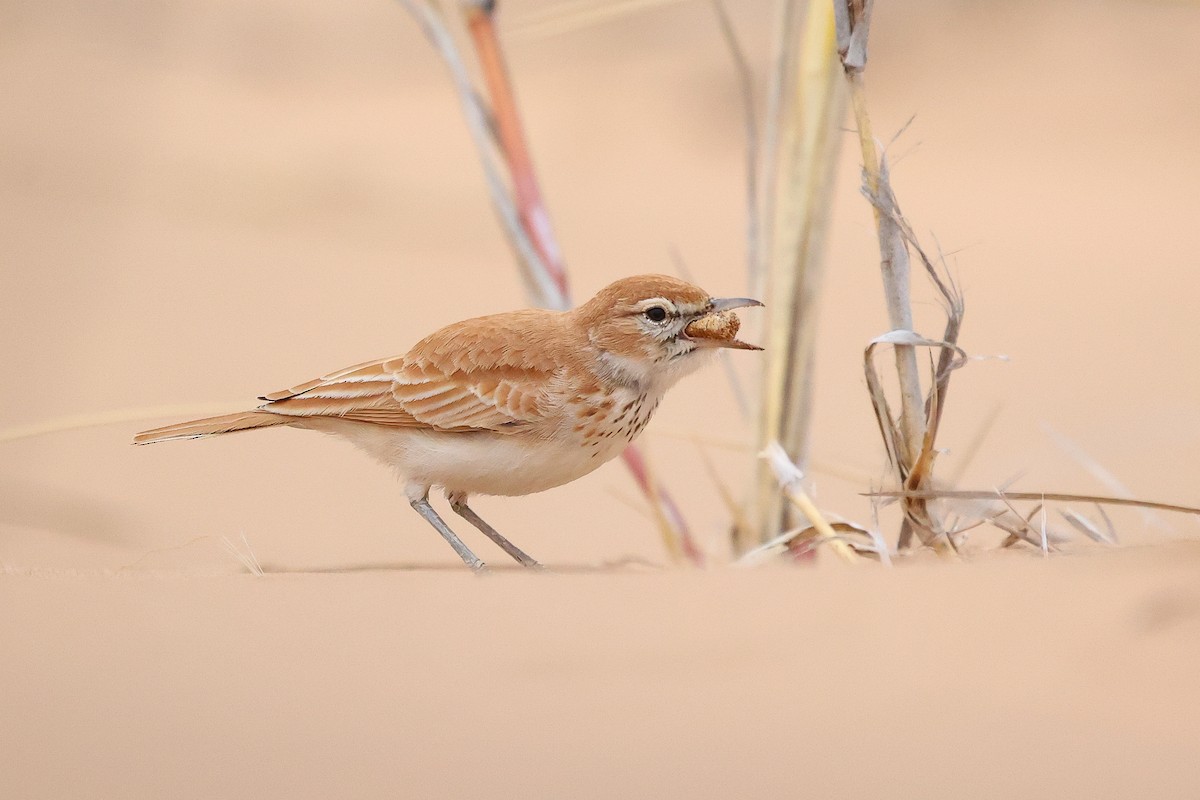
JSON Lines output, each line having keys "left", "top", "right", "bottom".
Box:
{"left": 297, "top": 418, "right": 629, "bottom": 497}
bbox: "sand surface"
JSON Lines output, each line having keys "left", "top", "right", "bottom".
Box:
{"left": 3, "top": 0, "right": 1200, "bottom": 796}
{"left": 4, "top": 546, "right": 1200, "bottom": 798}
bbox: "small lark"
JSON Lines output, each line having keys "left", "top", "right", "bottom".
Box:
{"left": 135, "top": 275, "right": 762, "bottom": 571}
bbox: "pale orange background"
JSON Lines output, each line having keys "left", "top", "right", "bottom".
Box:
{"left": 2, "top": 1, "right": 1200, "bottom": 797}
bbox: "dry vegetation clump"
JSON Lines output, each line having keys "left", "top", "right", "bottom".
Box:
{"left": 493, "top": 0, "right": 1200, "bottom": 562}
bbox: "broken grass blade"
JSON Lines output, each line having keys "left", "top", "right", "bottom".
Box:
{"left": 1060, "top": 508, "right": 1118, "bottom": 545}
{"left": 760, "top": 443, "right": 858, "bottom": 564}
{"left": 221, "top": 532, "right": 265, "bottom": 576}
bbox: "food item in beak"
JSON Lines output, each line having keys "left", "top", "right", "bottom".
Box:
{"left": 684, "top": 310, "right": 762, "bottom": 350}
{"left": 686, "top": 309, "right": 741, "bottom": 340}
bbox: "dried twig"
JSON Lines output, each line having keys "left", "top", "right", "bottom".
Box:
{"left": 836, "top": 2, "right": 925, "bottom": 472}
{"left": 833, "top": 1, "right": 980, "bottom": 552}
{"left": 862, "top": 328, "right": 966, "bottom": 549}
{"left": 738, "top": 520, "right": 885, "bottom": 566}
{"left": 865, "top": 161, "right": 966, "bottom": 446}
{"left": 993, "top": 491, "right": 1053, "bottom": 555}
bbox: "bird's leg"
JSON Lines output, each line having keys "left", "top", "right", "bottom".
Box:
{"left": 406, "top": 487, "right": 487, "bottom": 573}
{"left": 448, "top": 493, "right": 543, "bottom": 569}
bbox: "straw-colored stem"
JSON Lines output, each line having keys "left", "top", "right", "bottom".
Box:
{"left": 845, "top": 69, "right": 925, "bottom": 469}
{"left": 0, "top": 403, "right": 246, "bottom": 444}
{"left": 711, "top": 0, "right": 759, "bottom": 290}
{"left": 745, "top": 0, "right": 844, "bottom": 552}
{"left": 751, "top": 0, "right": 798, "bottom": 303}
{"left": 780, "top": 485, "right": 859, "bottom": 564}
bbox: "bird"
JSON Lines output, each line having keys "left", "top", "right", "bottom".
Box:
{"left": 134, "top": 274, "right": 762, "bottom": 571}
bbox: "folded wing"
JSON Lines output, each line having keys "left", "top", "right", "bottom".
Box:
{"left": 259, "top": 311, "right": 562, "bottom": 433}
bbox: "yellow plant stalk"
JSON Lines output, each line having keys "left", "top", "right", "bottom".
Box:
{"left": 761, "top": 442, "right": 858, "bottom": 564}
{"left": 745, "top": 1, "right": 845, "bottom": 552}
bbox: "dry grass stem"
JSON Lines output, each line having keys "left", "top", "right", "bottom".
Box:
{"left": 753, "top": 0, "right": 798, "bottom": 301}
{"left": 463, "top": 0, "right": 569, "bottom": 297}
{"left": 669, "top": 246, "right": 751, "bottom": 420}
{"left": 695, "top": 444, "right": 750, "bottom": 549}
{"left": 993, "top": 491, "right": 1055, "bottom": 555}
{"left": 711, "top": 0, "right": 760, "bottom": 285}
{"left": 1041, "top": 422, "right": 1171, "bottom": 533}
{"left": 832, "top": 0, "right": 982, "bottom": 552}
{"left": 867, "top": 489, "right": 1200, "bottom": 518}
{"left": 788, "top": 522, "right": 888, "bottom": 561}
{"left": 737, "top": 518, "right": 886, "bottom": 566}
{"left": 761, "top": 443, "right": 858, "bottom": 564}
{"left": 863, "top": 330, "right": 966, "bottom": 480}
{"left": 621, "top": 445, "right": 704, "bottom": 565}
{"left": 221, "top": 532, "right": 265, "bottom": 576}
{"left": 0, "top": 403, "right": 246, "bottom": 444}
{"left": 748, "top": 0, "right": 845, "bottom": 552}
{"left": 1059, "top": 508, "right": 1119, "bottom": 546}
{"left": 395, "top": 0, "right": 566, "bottom": 308}
{"left": 841, "top": 86, "right": 925, "bottom": 469}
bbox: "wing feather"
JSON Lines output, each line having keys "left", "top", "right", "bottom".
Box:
{"left": 256, "top": 310, "right": 571, "bottom": 433}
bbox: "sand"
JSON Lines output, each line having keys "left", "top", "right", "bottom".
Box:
{"left": 3, "top": 0, "right": 1200, "bottom": 796}
{"left": 4, "top": 546, "right": 1200, "bottom": 798}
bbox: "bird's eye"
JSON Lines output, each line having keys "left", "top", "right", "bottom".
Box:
{"left": 644, "top": 306, "right": 668, "bottom": 323}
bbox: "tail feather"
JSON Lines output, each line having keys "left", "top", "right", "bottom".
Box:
{"left": 134, "top": 411, "right": 289, "bottom": 444}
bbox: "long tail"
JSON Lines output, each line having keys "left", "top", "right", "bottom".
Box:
{"left": 133, "top": 411, "right": 289, "bottom": 444}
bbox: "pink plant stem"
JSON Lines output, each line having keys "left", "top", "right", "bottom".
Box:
{"left": 620, "top": 448, "right": 706, "bottom": 567}
{"left": 464, "top": 5, "right": 569, "bottom": 299}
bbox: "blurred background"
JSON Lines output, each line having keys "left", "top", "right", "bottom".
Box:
{"left": 2, "top": 0, "right": 1198, "bottom": 570}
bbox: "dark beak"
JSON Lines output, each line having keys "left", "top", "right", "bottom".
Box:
{"left": 708, "top": 297, "right": 764, "bottom": 313}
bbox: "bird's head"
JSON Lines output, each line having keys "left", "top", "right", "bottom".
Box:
{"left": 575, "top": 274, "right": 763, "bottom": 389}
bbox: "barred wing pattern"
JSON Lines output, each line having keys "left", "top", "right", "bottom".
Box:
{"left": 259, "top": 312, "right": 566, "bottom": 433}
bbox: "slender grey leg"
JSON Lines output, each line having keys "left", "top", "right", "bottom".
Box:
{"left": 409, "top": 496, "right": 487, "bottom": 572}
{"left": 449, "top": 496, "right": 543, "bottom": 569}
